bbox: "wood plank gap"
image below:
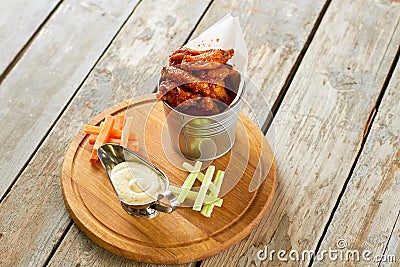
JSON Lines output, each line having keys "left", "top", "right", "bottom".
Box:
{"left": 309, "top": 45, "right": 400, "bottom": 267}
{"left": 261, "top": 0, "right": 332, "bottom": 134}
{"left": 0, "top": 0, "right": 142, "bottom": 205}
{"left": 0, "top": 0, "right": 64, "bottom": 85}
{"left": 150, "top": 0, "right": 215, "bottom": 94}
{"left": 42, "top": 219, "right": 74, "bottom": 267}
{"left": 378, "top": 210, "right": 400, "bottom": 267}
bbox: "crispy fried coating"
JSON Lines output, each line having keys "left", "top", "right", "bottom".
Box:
{"left": 196, "top": 65, "right": 237, "bottom": 83}
{"left": 161, "top": 66, "right": 209, "bottom": 93}
{"left": 157, "top": 80, "right": 179, "bottom": 96}
{"left": 169, "top": 47, "right": 210, "bottom": 65}
{"left": 180, "top": 49, "right": 234, "bottom": 70}
{"left": 158, "top": 84, "right": 199, "bottom": 109}
{"left": 209, "top": 81, "right": 230, "bottom": 104}
{"left": 159, "top": 47, "right": 238, "bottom": 115}
{"left": 170, "top": 46, "right": 208, "bottom": 56}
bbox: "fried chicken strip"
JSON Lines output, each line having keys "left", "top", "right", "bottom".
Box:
{"left": 157, "top": 80, "right": 179, "bottom": 97}
{"left": 169, "top": 47, "right": 210, "bottom": 65}
{"left": 158, "top": 84, "right": 197, "bottom": 108}
{"left": 196, "top": 65, "right": 238, "bottom": 83}
{"left": 159, "top": 47, "right": 237, "bottom": 114}
{"left": 209, "top": 80, "right": 230, "bottom": 105}
{"left": 161, "top": 66, "right": 210, "bottom": 93}
{"left": 181, "top": 49, "right": 234, "bottom": 70}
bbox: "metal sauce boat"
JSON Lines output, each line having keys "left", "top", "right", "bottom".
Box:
{"left": 97, "top": 143, "right": 179, "bottom": 219}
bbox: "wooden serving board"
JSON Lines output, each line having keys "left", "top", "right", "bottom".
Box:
{"left": 61, "top": 94, "right": 277, "bottom": 264}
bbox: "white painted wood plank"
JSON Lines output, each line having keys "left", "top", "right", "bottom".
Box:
{"left": 0, "top": 0, "right": 210, "bottom": 266}
{"left": 201, "top": 0, "right": 400, "bottom": 266}
{"left": 0, "top": 0, "right": 60, "bottom": 75}
{"left": 314, "top": 60, "right": 400, "bottom": 267}
{"left": 49, "top": 225, "right": 197, "bottom": 267}
{"left": 384, "top": 216, "right": 400, "bottom": 266}
{"left": 0, "top": 0, "right": 140, "bottom": 265}
{"left": 0, "top": 0, "right": 140, "bottom": 199}
{"left": 189, "top": 0, "right": 328, "bottom": 127}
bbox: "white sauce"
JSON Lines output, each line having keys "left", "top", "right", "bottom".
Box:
{"left": 110, "top": 161, "right": 166, "bottom": 205}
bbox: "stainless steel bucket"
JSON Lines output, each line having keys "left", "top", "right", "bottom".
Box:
{"left": 162, "top": 81, "right": 244, "bottom": 161}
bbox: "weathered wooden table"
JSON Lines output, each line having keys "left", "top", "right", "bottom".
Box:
{"left": 1, "top": 0, "right": 399, "bottom": 266}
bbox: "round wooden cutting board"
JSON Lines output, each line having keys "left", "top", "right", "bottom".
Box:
{"left": 61, "top": 94, "right": 276, "bottom": 264}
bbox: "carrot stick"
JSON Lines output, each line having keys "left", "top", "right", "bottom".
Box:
{"left": 88, "top": 137, "right": 121, "bottom": 145}
{"left": 84, "top": 124, "right": 137, "bottom": 139}
{"left": 90, "top": 115, "right": 115, "bottom": 163}
{"left": 84, "top": 124, "right": 122, "bottom": 138}
{"left": 88, "top": 136, "right": 137, "bottom": 145}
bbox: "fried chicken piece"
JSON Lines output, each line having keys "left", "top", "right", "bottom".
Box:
{"left": 161, "top": 66, "right": 210, "bottom": 93}
{"left": 159, "top": 47, "right": 237, "bottom": 115}
{"left": 158, "top": 81, "right": 222, "bottom": 113}
{"left": 181, "top": 49, "right": 234, "bottom": 70}
{"left": 170, "top": 46, "right": 208, "bottom": 56}
{"left": 196, "top": 65, "right": 238, "bottom": 83}
{"left": 159, "top": 82, "right": 229, "bottom": 111}
{"left": 159, "top": 85, "right": 200, "bottom": 109}
{"left": 209, "top": 80, "right": 230, "bottom": 105}
{"left": 157, "top": 80, "right": 179, "bottom": 97}
{"left": 169, "top": 53, "right": 185, "bottom": 66}
{"left": 169, "top": 47, "right": 209, "bottom": 65}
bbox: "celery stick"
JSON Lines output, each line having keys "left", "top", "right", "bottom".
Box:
{"left": 201, "top": 205, "right": 211, "bottom": 217}
{"left": 170, "top": 185, "right": 222, "bottom": 207}
{"left": 193, "top": 166, "right": 215, "bottom": 211}
{"left": 182, "top": 162, "right": 218, "bottom": 195}
{"left": 177, "top": 161, "right": 202, "bottom": 204}
{"left": 201, "top": 170, "right": 224, "bottom": 217}
{"left": 182, "top": 162, "right": 205, "bottom": 180}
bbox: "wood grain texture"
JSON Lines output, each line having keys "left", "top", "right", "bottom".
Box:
{"left": 385, "top": 217, "right": 400, "bottom": 266}
{"left": 201, "top": 0, "right": 400, "bottom": 266}
{"left": 61, "top": 96, "right": 276, "bottom": 264}
{"left": 0, "top": 0, "right": 140, "bottom": 265}
{"left": 50, "top": 224, "right": 198, "bottom": 267}
{"left": 188, "top": 0, "right": 328, "bottom": 126}
{"left": 0, "top": 0, "right": 212, "bottom": 266}
{"left": 314, "top": 59, "right": 400, "bottom": 266}
{"left": 0, "top": 0, "right": 140, "bottom": 200}
{"left": 0, "top": 0, "right": 60, "bottom": 75}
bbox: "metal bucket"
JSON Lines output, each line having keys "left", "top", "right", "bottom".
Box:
{"left": 162, "top": 79, "right": 244, "bottom": 161}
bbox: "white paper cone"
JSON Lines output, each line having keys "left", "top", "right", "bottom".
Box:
{"left": 185, "top": 14, "right": 248, "bottom": 103}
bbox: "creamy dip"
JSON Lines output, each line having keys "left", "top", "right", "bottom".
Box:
{"left": 110, "top": 161, "right": 166, "bottom": 205}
